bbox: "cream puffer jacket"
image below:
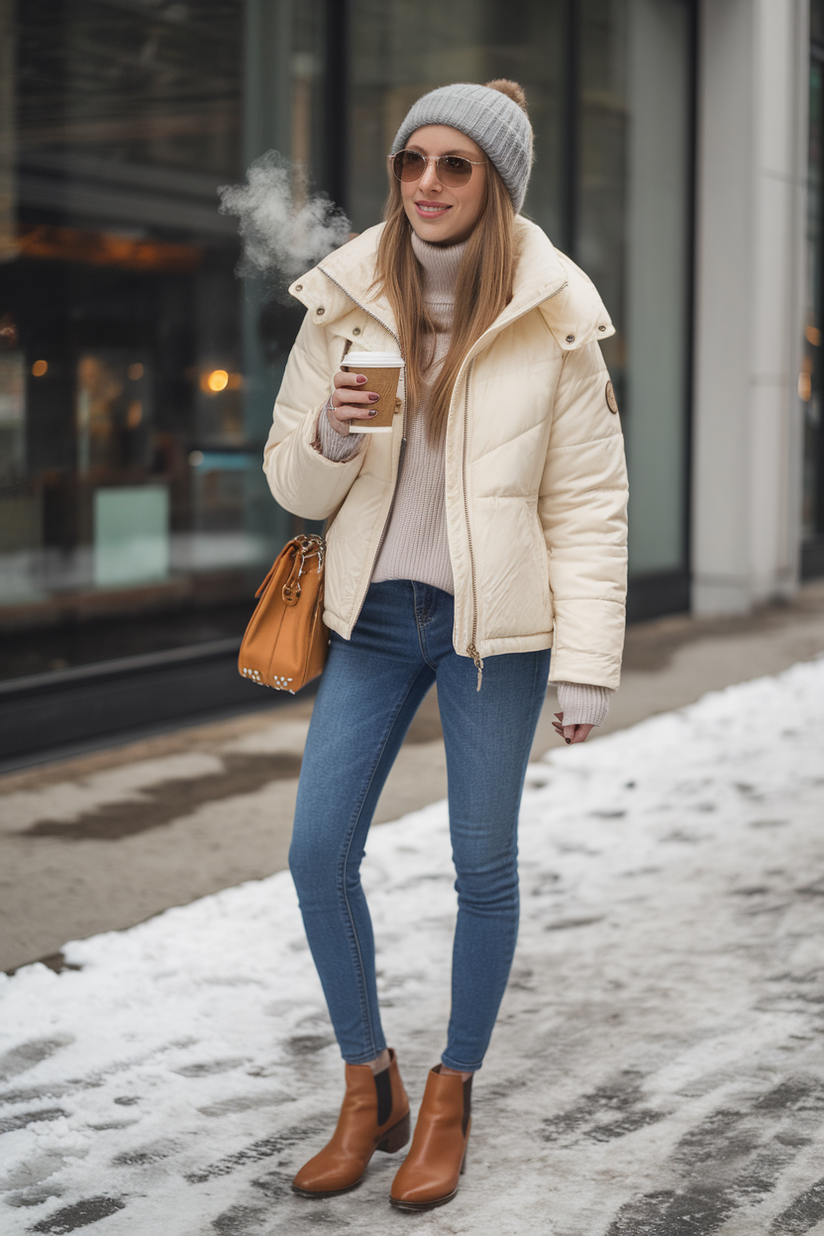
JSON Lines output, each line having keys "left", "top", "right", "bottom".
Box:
{"left": 263, "top": 217, "right": 628, "bottom": 690}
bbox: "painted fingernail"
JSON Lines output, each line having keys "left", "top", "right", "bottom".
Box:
{"left": 565, "top": 738, "right": 571, "bottom": 745}
{"left": 368, "top": 410, "right": 378, "bottom": 417}
{"left": 356, "top": 374, "right": 367, "bottom": 383}
{"left": 368, "top": 393, "right": 380, "bottom": 402}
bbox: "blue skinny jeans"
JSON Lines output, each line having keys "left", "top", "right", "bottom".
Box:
{"left": 289, "top": 580, "right": 550, "bottom": 1072}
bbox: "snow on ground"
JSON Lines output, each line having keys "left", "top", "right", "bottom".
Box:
{"left": 2, "top": 659, "right": 824, "bottom": 1236}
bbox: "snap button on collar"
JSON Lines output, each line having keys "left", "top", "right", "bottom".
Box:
{"left": 295, "top": 283, "right": 303, "bottom": 291}
{"left": 316, "top": 307, "right": 325, "bottom": 316}
{"left": 353, "top": 326, "right": 361, "bottom": 335}
{"left": 565, "top": 334, "right": 575, "bottom": 344}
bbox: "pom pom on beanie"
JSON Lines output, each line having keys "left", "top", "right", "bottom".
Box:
{"left": 391, "top": 79, "right": 534, "bottom": 213}
{"left": 484, "top": 79, "right": 529, "bottom": 113}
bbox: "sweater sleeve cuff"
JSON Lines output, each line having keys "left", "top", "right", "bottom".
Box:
{"left": 315, "top": 399, "right": 364, "bottom": 462}
{"left": 555, "top": 681, "right": 611, "bottom": 728}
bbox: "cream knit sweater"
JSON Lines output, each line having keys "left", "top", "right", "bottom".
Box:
{"left": 315, "top": 233, "right": 610, "bottom": 729}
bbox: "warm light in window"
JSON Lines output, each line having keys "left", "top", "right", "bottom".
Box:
{"left": 127, "top": 362, "right": 145, "bottom": 380}
{"left": 807, "top": 325, "right": 821, "bottom": 347}
{"left": 1, "top": 315, "right": 18, "bottom": 347}
{"left": 799, "top": 371, "right": 812, "bottom": 401}
{"left": 126, "top": 400, "right": 143, "bottom": 428}
{"left": 207, "top": 369, "right": 229, "bottom": 392}
{"left": 32, "top": 359, "right": 48, "bottom": 377}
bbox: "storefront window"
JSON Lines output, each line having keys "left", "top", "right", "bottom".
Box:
{"left": 241, "top": 0, "right": 334, "bottom": 453}
{"left": 620, "top": 0, "right": 692, "bottom": 581}
{"left": 0, "top": 0, "right": 696, "bottom": 687}
{"left": 814, "top": 0, "right": 824, "bottom": 50}
{"left": 0, "top": 0, "right": 290, "bottom": 678}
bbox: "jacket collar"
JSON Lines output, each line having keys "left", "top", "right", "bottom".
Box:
{"left": 288, "top": 217, "right": 614, "bottom": 353}
{"left": 289, "top": 224, "right": 397, "bottom": 338}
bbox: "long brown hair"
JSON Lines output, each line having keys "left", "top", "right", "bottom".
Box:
{"left": 375, "top": 147, "right": 516, "bottom": 441}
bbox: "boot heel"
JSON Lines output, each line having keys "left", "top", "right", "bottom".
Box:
{"left": 377, "top": 1111, "right": 410, "bottom": 1154}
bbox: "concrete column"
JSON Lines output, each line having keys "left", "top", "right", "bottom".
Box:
{"left": 692, "top": 0, "right": 809, "bottom": 614}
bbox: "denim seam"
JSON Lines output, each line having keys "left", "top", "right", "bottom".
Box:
{"left": 411, "top": 582, "right": 438, "bottom": 670}
{"left": 336, "top": 662, "right": 434, "bottom": 1062}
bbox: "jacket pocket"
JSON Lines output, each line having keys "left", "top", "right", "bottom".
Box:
{"left": 473, "top": 496, "right": 553, "bottom": 642}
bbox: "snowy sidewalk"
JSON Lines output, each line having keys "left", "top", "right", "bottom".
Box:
{"left": 2, "top": 659, "right": 824, "bottom": 1235}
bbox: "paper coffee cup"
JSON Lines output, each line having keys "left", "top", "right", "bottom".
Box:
{"left": 342, "top": 351, "right": 405, "bottom": 433}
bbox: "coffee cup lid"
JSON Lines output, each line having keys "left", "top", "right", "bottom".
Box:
{"left": 344, "top": 351, "right": 405, "bottom": 367}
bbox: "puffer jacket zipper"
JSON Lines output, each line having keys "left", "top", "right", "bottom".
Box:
{"left": 461, "top": 360, "right": 483, "bottom": 690}
{"left": 458, "top": 282, "right": 569, "bottom": 690}
{"left": 317, "top": 265, "right": 404, "bottom": 360}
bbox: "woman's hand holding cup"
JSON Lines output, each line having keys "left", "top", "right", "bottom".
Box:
{"left": 326, "top": 371, "right": 380, "bottom": 436}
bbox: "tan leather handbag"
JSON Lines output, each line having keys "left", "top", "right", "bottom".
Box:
{"left": 238, "top": 534, "right": 328, "bottom": 693}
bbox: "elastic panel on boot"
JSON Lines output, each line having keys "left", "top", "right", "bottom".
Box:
{"left": 375, "top": 1067, "right": 393, "bottom": 1126}
{"left": 462, "top": 1076, "right": 473, "bottom": 1136}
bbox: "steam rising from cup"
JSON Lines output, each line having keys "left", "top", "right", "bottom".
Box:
{"left": 219, "top": 151, "right": 352, "bottom": 284}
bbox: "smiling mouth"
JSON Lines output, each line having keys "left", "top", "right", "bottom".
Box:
{"left": 414, "top": 201, "right": 451, "bottom": 215}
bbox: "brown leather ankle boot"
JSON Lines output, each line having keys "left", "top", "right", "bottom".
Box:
{"left": 292, "top": 1049, "right": 410, "bottom": 1197}
{"left": 389, "top": 1065, "right": 471, "bottom": 1211}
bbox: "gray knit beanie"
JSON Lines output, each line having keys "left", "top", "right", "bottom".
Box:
{"left": 391, "top": 82, "right": 534, "bottom": 214}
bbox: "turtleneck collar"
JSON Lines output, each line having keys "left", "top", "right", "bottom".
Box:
{"left": 410, "top": 231, "right": 467, "bottom": 304}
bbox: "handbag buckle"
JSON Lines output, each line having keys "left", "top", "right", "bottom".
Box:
{"left": 282, "top": 534, "right": 324, "bottom": 605}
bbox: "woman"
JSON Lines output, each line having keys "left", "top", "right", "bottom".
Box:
{"left": 264, "top": 80, "right": 628, "bottom": 1211}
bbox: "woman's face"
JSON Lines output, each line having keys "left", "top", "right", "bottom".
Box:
{"left": 399, "top": 125, "right": 488, "bottom": 246}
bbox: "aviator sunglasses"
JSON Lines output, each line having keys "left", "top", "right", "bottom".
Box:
{"left": 389, "top": 149, "right": 487, "bottom": 187}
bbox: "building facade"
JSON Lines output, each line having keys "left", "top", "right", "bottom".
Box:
{"left": 0, "top": 0, "right": 819, "bottom": 752}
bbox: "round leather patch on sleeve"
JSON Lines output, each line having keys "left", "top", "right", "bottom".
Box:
{"left": 605, "top": 380, "right": 619, "bottom": 414}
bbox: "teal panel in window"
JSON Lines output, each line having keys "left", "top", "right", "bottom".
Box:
{"left": 94, "top": 486, "right": 170, "bottom": 588}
